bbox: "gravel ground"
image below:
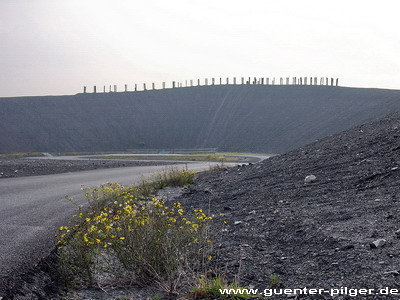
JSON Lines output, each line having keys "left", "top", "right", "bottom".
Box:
{"left": 0, "top": 158, "right": 181, "bottom": 179}
{"left": 177, "top": 112, "right": 400, "bottom": 299}
{"left": 3, "top": 112, "right": 400, "bottom": 299}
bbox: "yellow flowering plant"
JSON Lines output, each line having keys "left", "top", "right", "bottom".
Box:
{"left": 57, "top": 168, "right": 214, "bottom": 294}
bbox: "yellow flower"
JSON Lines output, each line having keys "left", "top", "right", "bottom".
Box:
{"left": 83, "top": 233, "right": 89, "bottom": 243}
{"left": 120, "top": 237, "right": 125, "bottom": 240}
{"left": 124, "top": 205, "right": 133, "bottom": 214}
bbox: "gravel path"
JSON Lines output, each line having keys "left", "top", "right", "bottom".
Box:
{"left": 0, "top": 158, "right": 181, "bottom": 179}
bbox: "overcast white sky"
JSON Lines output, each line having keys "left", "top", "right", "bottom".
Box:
{"left": 0, "top": 0, "right": 399, "bottom": 97}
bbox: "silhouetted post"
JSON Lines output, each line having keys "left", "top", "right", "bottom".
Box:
{"left": 152, "top": 83, "right": 155, "bottom": 90}
{"left": 248, "top": 77, "right": 251, "bottom": 84}
{"left": 134, "top": 84, "right": 137, "bottom": 91}
{"left": 83, "top": 86, "right": 87, "bottom": 93}
{"left": 233, "top": 77, "right": 236, "bottom": 84}
{"left": 266, "top": 78, "right": 269, "bottom": 85}
{"left": 320, "top": 77, "right": 324, "bottom": 85}
{"left": 190, "top": 80, "right": 193, "bottom": 86}
{"left": 293, "top": 77, "right": 296, "bottom": 85}
{"left": 226, "top": 77, "right": 229, "bottom": 85}
{"left": 162, "top": 82, "right": 165, "bottom": 89}
{"left": 205, "top": 78, "right": 208, "bottom": 85}
{"left": 336, "top": 78, "right": 339, "bottom": 86}
{"left": 212, "top": 78, "right": 215, "bottom": 85}
{"left": 109, "top": 85, "right": 112, "bottom": 92}
{"left": 93, "top": 86, "right": 96, "bottom": 93}
{"left": 272, "top": 78, "right": 275, "bottom": 85}
{"left": 241, "top": 77, "right": 244, "bottom": 84}
{"left": 261, "top": 78, "right": 264, "bottom": 84}
{"left": 331, "top": 78, "right": 334, "bottom": 86}
{"left": 125, "top": 84, "right": 128, "bottom": 92}
{"left": 172, "top": 81, "right": 175, "bottom": 88}
{"left": 326, "top": 77, "right": 329, "bottom": 85}
{"left": 299, "top": 78, "right": 302, "bottom": 85}
{"left": 197, "top": 79, "right": 200, "bottom": 86}
{"left": 286, "top": 78, "right": 289, "bottom": 85}
{"left": 313, "top": 77, "right": 317, "bottom": 85}
{"left": 103, "top": 86, "right": 105, "bottom": 93}
{"left": 143, "top": 83, "right": 146, "bottom": 90}
{"left": 220, "top": 78, "right": 222, "bottom": 84}
{"left": 305, "top": 77, "right": 308, "bottom": 85}
{"left": 309, "top": 77, "right": 312, "bottom": 85}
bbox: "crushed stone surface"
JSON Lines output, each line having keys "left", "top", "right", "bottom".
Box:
{"left": 176, "top": 112, "right": 400, "bottom": 299}
{"left": 0, "top": 158, "right": 180, "bottom": 179}
{"left": 3, "top": 112, "right": 400, "bottom": 299}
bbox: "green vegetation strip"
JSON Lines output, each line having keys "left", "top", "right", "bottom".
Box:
{"left": 94, "top": 155, "right": 241, "bottom": 162}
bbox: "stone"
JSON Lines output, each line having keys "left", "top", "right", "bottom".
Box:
{"left": 370, "top": 239, "right": 386, "bottom": 249}
{"left": 384, "top": 270, "right": 400, "bottom": 276}
{"left": 304, "top": 175, "right": 316, "bottom": 183}
{"left": 234, "top": 221, "right": 243, "bottom": 225}
{"left": 339, "top": 244, "right": 355, "bottom": 251}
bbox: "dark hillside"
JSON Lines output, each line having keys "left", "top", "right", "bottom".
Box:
{"left": 179, "top": 112, "right": 400, "bottom": 297}
{"left": 1, "top": 85, "right": 400, "bottom": 154}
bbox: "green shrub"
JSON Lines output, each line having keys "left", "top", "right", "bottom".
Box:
{"left": 57, "top": 169, "right": 210, "bottom": 295}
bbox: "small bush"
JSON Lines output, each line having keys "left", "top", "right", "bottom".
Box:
{"left": 152, "top": 167, "right": 195, "bottom": 188}
{"left": 57, "top": 169, "right": 210, "bottom": 294}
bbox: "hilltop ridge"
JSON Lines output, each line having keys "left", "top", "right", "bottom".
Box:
{"left": 1, "top": 85, "right": 400, "bottom": 154}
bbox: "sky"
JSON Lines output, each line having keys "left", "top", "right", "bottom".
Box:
{"left": 0, "top": 0, "right": 399, "bottom": 97}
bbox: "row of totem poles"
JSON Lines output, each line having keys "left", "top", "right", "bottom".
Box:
{"left": 83, "top": 76, "right": 339, "bottom": 93}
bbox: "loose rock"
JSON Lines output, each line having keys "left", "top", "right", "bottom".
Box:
{"left": 370, "top": 239, "right": 386, "bottom": 249}
{"left": 304, "top": 175, "right": 317, "bottom": 183}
